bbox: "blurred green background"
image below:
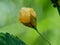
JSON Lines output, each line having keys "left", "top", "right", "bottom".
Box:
{"left": 0, "top": 0, "right": 60, "bottom": 45}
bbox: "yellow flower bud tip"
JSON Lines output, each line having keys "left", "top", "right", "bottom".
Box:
{"left": 19, "top": 7, "right": 37, "bottom": 29}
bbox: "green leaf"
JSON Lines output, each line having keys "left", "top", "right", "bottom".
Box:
{"left": 0, "top": 32, "right": 26, "bottom": 45}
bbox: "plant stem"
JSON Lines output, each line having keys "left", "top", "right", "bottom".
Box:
{"left": 51, "top": 0, "right": 60, "bottom": 15}
{"left": 30, "top": 22, "right": 51, "bottom": 45}
{"left": 57, "top": 6, "right": 60, "bottom": 15}
{"left": 34, "top": 28, "right": 51, "bottom": 45}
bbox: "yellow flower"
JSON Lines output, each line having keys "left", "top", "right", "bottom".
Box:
{"left": 19, "top": 7, "right": 37, "bottom": 29}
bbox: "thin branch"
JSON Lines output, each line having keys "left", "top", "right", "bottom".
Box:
{"left": 51, "top": 0, "right": 60, "bottom": 15}
{"left": 35, "top": 28, "right": 51, "bottom": 45}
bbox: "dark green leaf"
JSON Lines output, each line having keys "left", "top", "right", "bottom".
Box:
{"left": 0, "top": 32, "right": 26, "bottom": 45}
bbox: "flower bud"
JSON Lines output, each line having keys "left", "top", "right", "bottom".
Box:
{"left": 19, "top": 7, "right": 37, "bottom": 29}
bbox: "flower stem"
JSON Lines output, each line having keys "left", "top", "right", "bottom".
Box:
{"left": 34, "top": 28, "right": 51, "bottom": 45}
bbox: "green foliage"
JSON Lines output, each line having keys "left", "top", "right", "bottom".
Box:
{"left": 0, "top": 32, "right": 26, "bottom": 45}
